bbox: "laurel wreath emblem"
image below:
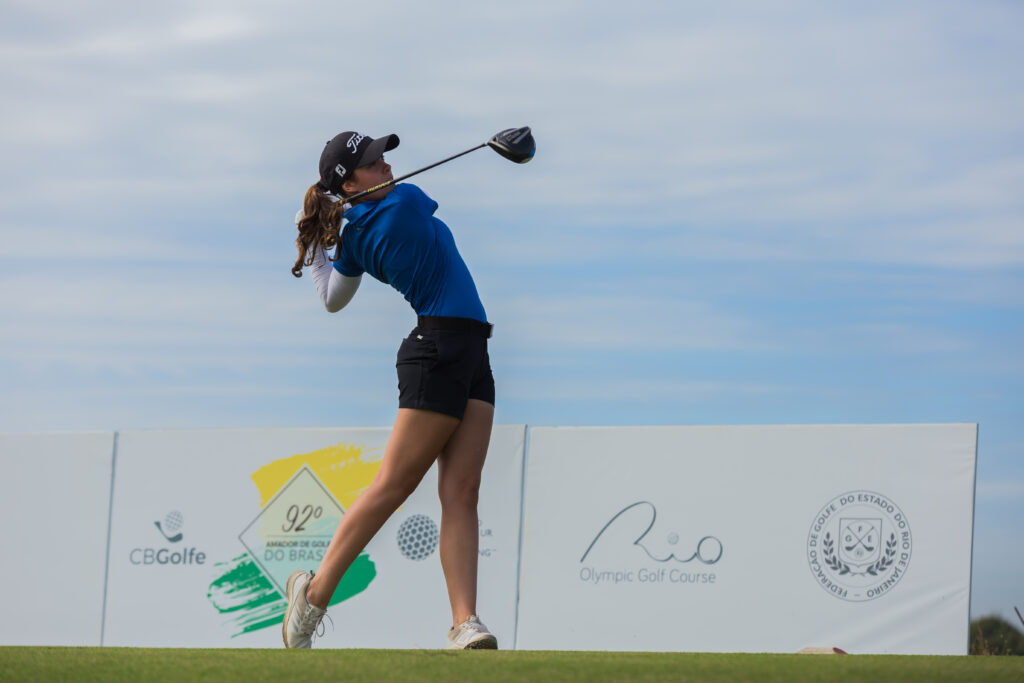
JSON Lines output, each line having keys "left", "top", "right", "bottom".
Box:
{"left": 822, "top": 532, "right": 850, "bottom": 574}
{"left": 822, "top": 531, "right": 897, "bottom": 577}
{"left": 866, "top": 533, "right": 897, "bottom": 576}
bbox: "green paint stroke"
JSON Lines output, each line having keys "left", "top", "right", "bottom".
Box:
{"left": 206, "top": 552, "right": 376, "bottom": 637}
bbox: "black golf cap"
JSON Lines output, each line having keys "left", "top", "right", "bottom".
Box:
{"left": 318, "top": 131, "right": 400, "bottom": 194}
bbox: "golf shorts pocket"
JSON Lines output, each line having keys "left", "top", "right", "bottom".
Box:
{"left": 396, "top": 330, "right": 440, "bottom": 407}
{"left": 396, "top": 332, "right": 439, "bottom": 367}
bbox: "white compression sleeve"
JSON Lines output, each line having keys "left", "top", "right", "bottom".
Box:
{"left": 298, "top": 209, "right": 361, "bottom": 313}
{"left": 307, "top": 247, "right": 361, "bottom": 313}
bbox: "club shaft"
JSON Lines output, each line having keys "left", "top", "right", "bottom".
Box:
{"left": 343, "top": 143, "right": 487, "bottom": 208}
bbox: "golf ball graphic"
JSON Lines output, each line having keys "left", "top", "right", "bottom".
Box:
{"left": 397, "top": 514, "right": 439, "bottom": 561}
{"left": 164, "top": 510, "right": 184, "bottom": 533}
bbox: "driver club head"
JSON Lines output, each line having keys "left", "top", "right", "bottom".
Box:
{"left": 487, "top": 126, "right": 535, "bottom": 164}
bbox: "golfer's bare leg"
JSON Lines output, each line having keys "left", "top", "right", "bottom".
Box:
{"left": 437, "top": 398, "right": 494, "bottom": 627}
{"left": 305, "top": 408, "right": 458, "bottom": 609}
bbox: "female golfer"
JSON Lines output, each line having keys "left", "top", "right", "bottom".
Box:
{"left": 283, "top": 131, "right": 497, "bottom": 650}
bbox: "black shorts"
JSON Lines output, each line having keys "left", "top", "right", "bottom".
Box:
{"left": 396, "top": 316, "right": 495, "bottom": 420}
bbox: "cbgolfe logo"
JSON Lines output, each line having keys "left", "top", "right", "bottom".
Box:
{"left": 129, "top": 509, "right": 205, "bottom": 567}
{"left": 154, "top": 510, "right": 184, "bottom": 543}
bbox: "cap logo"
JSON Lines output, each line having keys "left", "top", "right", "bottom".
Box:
{"left": 346, "top": 133, "right": 366, "bottom": 153}
{"left": 334, "top": 163, "right": 346, "bottom": 178}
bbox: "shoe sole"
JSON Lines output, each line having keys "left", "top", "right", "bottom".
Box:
{"left": 282, "top": 570, "right": 305, "bottom": 648}
{"left": 464, "top": 635, "right": 498, "bottom": 650}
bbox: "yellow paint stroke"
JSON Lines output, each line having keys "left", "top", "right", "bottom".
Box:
{"left": 250, "top": 441, "right": 384, "bottom": 509}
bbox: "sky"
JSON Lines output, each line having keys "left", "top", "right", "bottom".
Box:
{"left": 1, "top": 1, "right": 1021, "bottom": 625}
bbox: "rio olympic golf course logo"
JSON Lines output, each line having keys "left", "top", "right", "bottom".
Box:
{"left": 578, "top": 501, "right": 723, "bottom": 587}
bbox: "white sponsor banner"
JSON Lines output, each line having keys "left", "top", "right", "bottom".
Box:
{"left": 516, "top": 424, "right": 977, "bottom": 654}
{"left": 104, "top": 425, "right": 525, "bottom": 648}
{"left": 0, "top": 432, "right": 114, "bottom": 646}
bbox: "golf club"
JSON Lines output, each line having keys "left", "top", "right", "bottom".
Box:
{"left": 341, "top": 126, "right": 535, "bottom": 210}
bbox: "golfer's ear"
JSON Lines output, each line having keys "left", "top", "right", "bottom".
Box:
{"left": 341, "top": 178, "right": 358, "bottom": 197}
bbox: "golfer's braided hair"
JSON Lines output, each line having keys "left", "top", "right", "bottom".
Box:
{"left": 291, "top": 183, "right": 346, "bottom": 277}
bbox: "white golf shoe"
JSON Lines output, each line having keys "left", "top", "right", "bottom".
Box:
{"left": 446, "top": 615, "right": 498, "bottom": 650}
{"left": 282, "top": 570, "right": 327, "bottom": 649}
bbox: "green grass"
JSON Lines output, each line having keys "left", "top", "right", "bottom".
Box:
{"left": 1, "top": 647, "right": 1021, "bottom": 682}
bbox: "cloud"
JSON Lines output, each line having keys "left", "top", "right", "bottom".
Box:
{"left": 3, "top": 1, "right": 1022, "bottom": 269}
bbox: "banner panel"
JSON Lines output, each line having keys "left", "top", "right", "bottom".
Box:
{"left": 0, "top": 432, "right": 114, "bottom": 645}
{"left": 104, "top": 425, "right": 525, "bottom": 648}
{"left": 516, "top": 424, "right": 976, "bottom": 654}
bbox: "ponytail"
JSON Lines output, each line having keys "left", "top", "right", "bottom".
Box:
{"left": 292, "top": 183, "right": 346, "bottom": 277}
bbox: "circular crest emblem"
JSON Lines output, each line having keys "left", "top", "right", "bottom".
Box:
{"left": 806, "top": 490, "right": 912, "bottom": 602}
